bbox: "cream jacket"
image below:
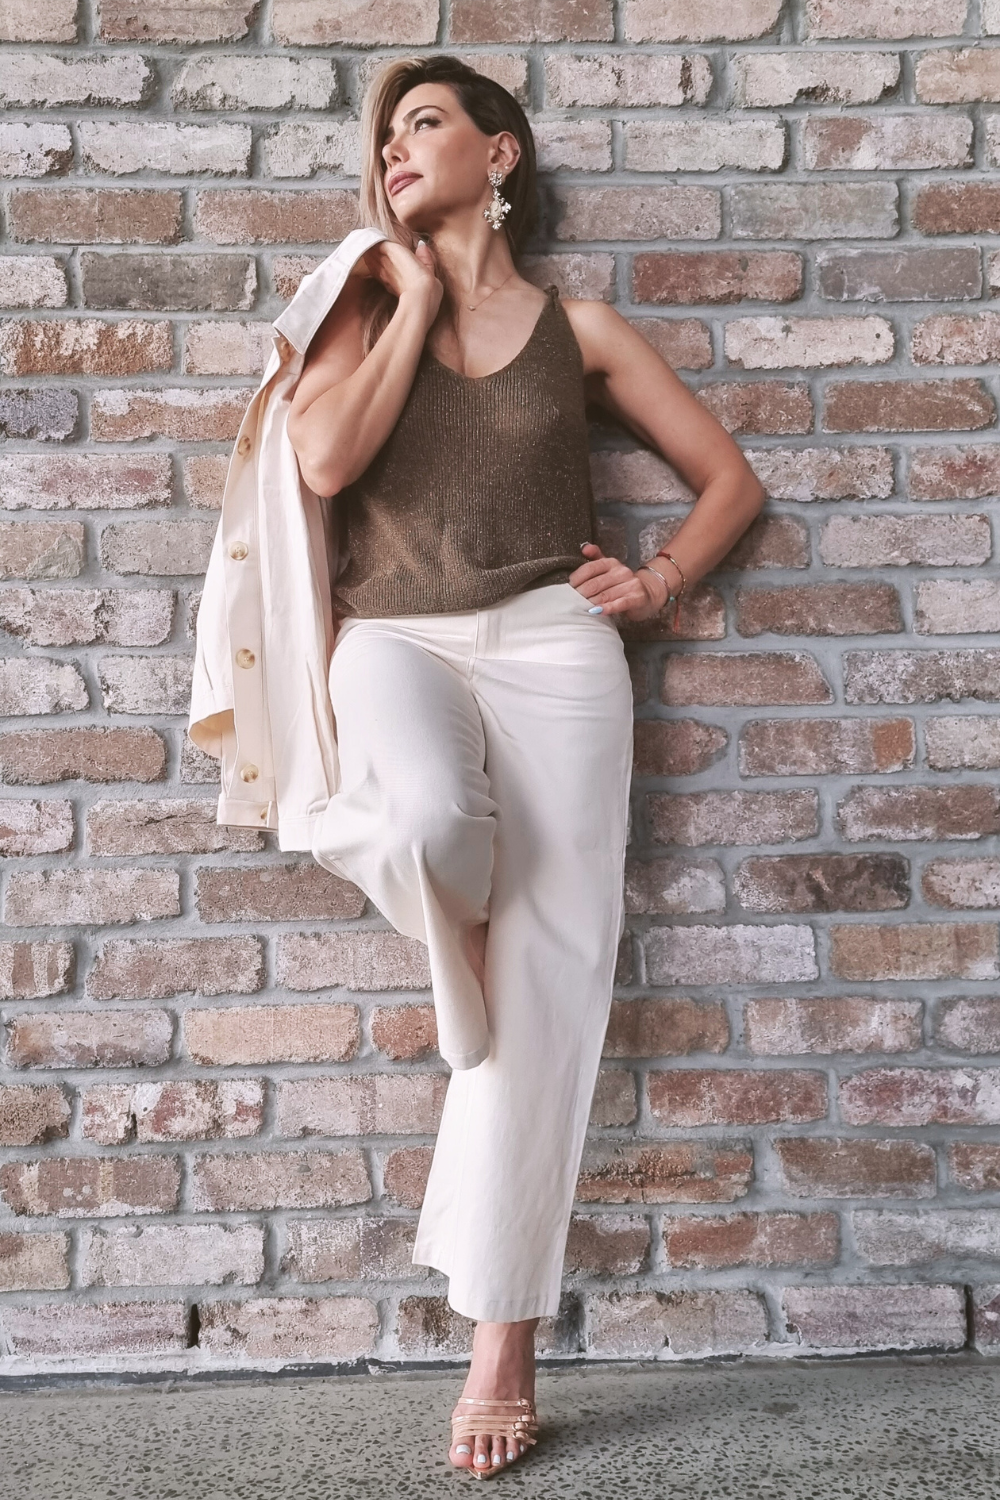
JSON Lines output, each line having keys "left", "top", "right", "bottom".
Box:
{"left": 186, "top": 224, "right": 390, "bottom": 851}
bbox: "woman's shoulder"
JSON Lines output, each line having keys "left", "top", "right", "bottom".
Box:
{"left": 552, "top": 295, "right": 635, "bottom": 380}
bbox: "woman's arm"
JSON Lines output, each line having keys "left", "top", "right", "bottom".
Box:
{"left": 564, "top": 299, "right": 767, "bottom": 619}
{"left": 286, "top": 244, "right": 441, "bottom": 498}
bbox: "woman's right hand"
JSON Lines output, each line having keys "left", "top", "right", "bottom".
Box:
{"left": 359, "top": 238, "right": 443, "bottom": 325}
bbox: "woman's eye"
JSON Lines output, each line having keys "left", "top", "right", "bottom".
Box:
{"left": 414, "top": 116, "right": 437, "bottom": 129}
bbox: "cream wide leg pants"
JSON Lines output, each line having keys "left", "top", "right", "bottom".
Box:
{"left": 309, "top": 580, "right": 634, "bottom": 1322}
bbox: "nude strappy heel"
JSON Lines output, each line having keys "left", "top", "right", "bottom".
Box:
{"left": 450, "top": 1395, "right": 540, "bottom": 1478}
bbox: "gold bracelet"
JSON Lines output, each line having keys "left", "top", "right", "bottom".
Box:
{"left": 654, "top": 549, "right": 686, "bottom": 597}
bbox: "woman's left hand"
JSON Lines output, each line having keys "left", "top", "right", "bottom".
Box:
{"left": 569, "top": 542, "right": 673, "bottom": 623}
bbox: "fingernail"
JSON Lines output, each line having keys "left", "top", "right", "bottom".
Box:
{"left": 588, "top": 604, "right": 603, "bottom": 613}
{"left": 456, "top": 1445, "right": 471, "bottom": 1454}
{"left": 579, "top": 542, "right": 591, "bottom": 551}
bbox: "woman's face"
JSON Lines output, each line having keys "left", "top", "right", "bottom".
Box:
{"left": 379, "top": 82, "right": 518, "bottom": 233}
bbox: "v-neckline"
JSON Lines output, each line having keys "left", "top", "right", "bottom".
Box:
{"left": 425, "top": 286, "right": 555, "bottom": 383}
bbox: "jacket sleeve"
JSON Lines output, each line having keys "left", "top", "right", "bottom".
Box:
{"left": 187, "top": 506, "right": 235, "bottom": 762}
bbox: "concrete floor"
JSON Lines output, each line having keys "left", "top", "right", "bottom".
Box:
{"left": 3, "top": 1355, "right": 999, "bottom": 1499}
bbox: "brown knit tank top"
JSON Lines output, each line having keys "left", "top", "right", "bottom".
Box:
{"left": 329, "top": 284, "right": 598, "bottom": 618}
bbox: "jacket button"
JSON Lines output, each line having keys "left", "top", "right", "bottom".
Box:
{"left": 235, "top": 648, "right": 255, "bottom": 669}
{"left": 229, "top": 541, "right": 248, "bottom": 560}
{"left": 237, "top": 435, "right": 252, "bottom": 456}
{"left": 240, "top": 764, "right": 259, "bottom": 782}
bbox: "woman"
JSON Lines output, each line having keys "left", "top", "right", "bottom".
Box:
{"left": 286, "top": 54, "right": 764, "bottom": 1478}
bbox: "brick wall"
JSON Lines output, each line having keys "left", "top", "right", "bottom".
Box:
{"left": 2, "top": 0, "right": 1000, "bottom": 1374}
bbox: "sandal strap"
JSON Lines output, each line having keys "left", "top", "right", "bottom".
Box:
{"left": 450, "top": 1396, "right": 539, "bottom": 1446}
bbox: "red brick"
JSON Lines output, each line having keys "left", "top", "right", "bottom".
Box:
{"left": 632, "top": 719, "right": 728, "bottom": 776}
{"left": 823, "top": 379, "right": 994, "bottom": 433}
{"left": 734, "top": 853, "right": 909, "bottom": 913}
{"left": 0, "top": 1156, "right": 180, "bottom": 1216}
{"left": 843, "top": 649, "right": 1000, "bottom": 706}
{"left": 696, "top": 380, "right": 813, "bottom": 434}
{"left": 783, "top": 1284, "right": 965, "bottom": 1351}
{"left": 3, "top": 1300, "right": 188, "bottom": 1356}
{"left": 649, "top": 789, "right": 819, "bottom": 845}
{"left": 190, "top": 1150, "right": 371, "bottom": 1211}
{"left": 804, "top": 0, "right": 967, "bottom": 37}
{"left": 0, "top": 1083, "right": 71, "bottom": 1145}
{"left": 745, "top": 997, "right": 923, "bottom": 1055}
{"left": 837, "top": 784, "right": 1000, "bottom": 841}
{"left": 950, "top": 1142, "right": 1000, "bottom": 1192}
{"left": 830, "top": 922, "right": 999, "bottom": 982}
{"left": 662, "top": 652, "right": 832, "bottom": 706}
{"left": 841, "top": 1067, "right": 1000, "bottom": 1126}
{"left": 564, "top": 1213, "right": 651, "bottom": 1274}
{"left": 735, "top": 582, "right": 902, "bottom": 636}
{"left": 183, "top": 1003, "right": 360, "bottom": 1065}
{"left": 587, "top": 1288, "right": 768, "bottom": 1357}
{"left": 664, "top": 1211, "right": 838, "bottom": 1267}
{"left": 632, "top": 250, "right": 802, "bottom": 304}
{"left": 648, "top": 1069, "right": 827, "bottom": 1126}
{"left": 937, "top": 997, "right": 1000, "bottom": 1052}
{"left": 775, "top": 1137, "right": 936, "bottom": 1198}
{"left": 381, "top": 1145, "right": 433, "bottom": 1209}
{"left": 198, "top": 1296, "right": 378, "bottom": 1359}
{"left": 604, "top": 998, "right": 729, "bottom": 1057}
{"left": 914, "top": 183, "right": 1000, "bottom": 235}
{"left": 577, "top": 1141, "right": 753, "bottom": 1203}
{"left": 739, "top": 717, "right": 915, "bottom": 776}
{"left": 0, "top": 1230, "right": 69, "bottom": 1290}
{"left": 370, "top": 1003, "right": 438, "bottom": 1060}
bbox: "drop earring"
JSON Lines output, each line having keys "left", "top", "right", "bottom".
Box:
{"left": 483, "top": 168, "right": 512, "bottom": 231}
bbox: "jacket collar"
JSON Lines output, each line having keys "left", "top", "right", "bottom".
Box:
{"left": 272, "top": 225, "right": 390, "bottom": 356}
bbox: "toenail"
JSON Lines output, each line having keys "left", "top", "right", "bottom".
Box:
{"left": 492, "top": 1454, "right": 502, "bottom": 1464}
{"left": 519, "top": 1443, "right": 526, "bottom": 1453}
{"left": 456, "top": 1445, "right": 471, "bottom": 1454}
{"left": 475, "top": 1454, "right": 488, "bottom": 1466}
{"left": 507, "top": 1449, "right": 516, "bottom": 1461}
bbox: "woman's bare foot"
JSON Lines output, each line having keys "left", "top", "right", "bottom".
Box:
{"left": 449, "top": 1317, "right": 538, "bottom": 1474}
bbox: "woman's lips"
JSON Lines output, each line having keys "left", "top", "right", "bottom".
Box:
{"left": 389, "top": 174, "right": 421, "bottom": 196}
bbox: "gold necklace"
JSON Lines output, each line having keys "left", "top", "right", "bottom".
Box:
{"left": 465, "top": 267, "right": 516, "bottom": 311}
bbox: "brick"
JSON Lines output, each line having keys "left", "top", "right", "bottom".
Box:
{"left": 0, "top": 319, "right": 172, "bottom": 377}
{"left": 696, "top": 381, "right": 813, "bottom": 434}
{"left": 182, "top": 453, "right": 229, "bottom": 509}
{"left": 3, "top": 1301, "right": 187, "bottom": 1356}
{"left": 565, "top": 1213, "right": 651, "bottom": 1274}
{"left": 629, "top": 317, "right": 713, "bottom": 370}
{"left": 0, "top": 452, "right": 171, "bottom": 509}
{"left": 950, "top": 1143, "right": 1000, "bottom": 1192}
{"left": 394, "top": 1296, "right": 475, "bottom": 1357}
{"left": 632, "top": 250, "right": 802, "bottom": 305}
{"left": 817, "top": 246, "right": 981, "bottom": 302}
{"left": 745, "top": 997, "right": 923, "bottom": 1055}
{"left": 0, "top": 256, "right": 67, "bottom": 307}
{"left": 0, "top": 654, "right": 86, "bottom": 714}
{"left": 4, "top": 576, "right": 173, "bottom": 648}
{"left": 552, "top": 187, "right": 721, "bottom": 242}
{"left": 173, "top": 54, "right": 339, "bottom": 111}
{"left": 830, "top": 922, "right": 999, "bottom": 981}
{"left": 450, "top": 0, "right": 613, "bottom": 41}
{"left": 99, "top": 655, "right": 194, "bottom": 716}
{"left": 195, "top": 189, "right": 360, "bottom": 245}
{"left": 1, "top": 0, "right": 78, "bottom": 42}
{"left": 0, "top": 388, "right": 77, "bottom": 440}
{"left": 926, "top": 716, "right": 1000, "bottom": 770}
{"left": 88, "top": 936, "right": 262, "bottom": 1000}
{"left": 5, "top": 1009, "right": 172, "bottom": 1068}
{"left": 732, "top": 50, "right": 899, "bottom": 105}
{"left": 823, "top": 380, "right": 994, "bottom": 433}
{"left": 90, "top": 387, "right": 253, "bottom": 443}
{"left": 9, "top": 188, "right": 183, "bottom": 245}
{"left": 803, "top": 116, "right": 971, "bottom": 171}
{"left": 0, "top": 52, "right": 153, "bottom": 108}
{"left": 618, "top": 582, "right": 725, "bottom": 643}
{"left": 649, "top": 789, "right": 819, "bottom": 846}
{"left": 662, "top": 652, "right": 832, "bottom": 706}
{"left": 81, "top": 1080, "right": 264, "bottom": 1144}
{"left": 938, "top": 997, "right": 1000, "bottom": 1052}
{"left": 370, "top": 1004, "right": 438, "bottom": 1060}
{"left": 190, "top": 1150, "right": 371, "bottom": 1211}
{"left": 0, "top": 1156, "right": 180, "bottom": 1217}
{"left": 0, "top": 122, "right": 72, "bottom": 177}
{"left": 929, "top": 864, "right": 1000, "bottom": 906}
{"left": 645, "top": 923, "right": 818, "bottom": 985}
{"left": 910, "top": 446, "right": 1000, "bottom": 499}
{"left": 604, "top": 998, "right": 730, "bottom": 1057}
{"left": 81, "top": 253, "right": 256, "bottom": 312}
{"left": 100, "top": 0, "right": 257, "bottom": 42}
{"left": 915, "top": 581, "right": 1000, "bottom": 637}
{"left": 274, "top": 0, "right": 437, "bottom": 44}
{"left": 735, "top": 853, "right": 909, "bottom": 913}
{"left": 274, "top": 1074, "right": 447, "bottom": 1137}
{"left": 80, "top": 121, "right": 251, "bottom": 177}
{"left": 913, "top": 313, "right": 1000, "bottom": 366}
{"left": 198, "top": 1296, "right": 378, "bottom": 1359}
{"left": 739, "top": 717, "right": 914, "bottom": 776}
{"left": 79, "top": 1223, "right": 264, "bottom": 1287}
{"left": 196, "top": 867, "right": 365, "bottom": 924}
{"left": 804, "top": 0, "right": 968, "bottom": 37}
{"left": 591, "top": 448, "right": 694, "bottom": 504}
{"left": 972, "top": 1285, "right": 1000, "bottom": 1350}
{"left": 625, "top": 856, "right": 726, "bottom": 914}
{"left": 381, "top": 1145, "right": 432, "bottom": 1208}
{"left": 276, "top": 931, "right": 430, "bottom": 992}
{"left": 776, "top": 1137, "right": 936, "bottom": 1198}
{"left": 632, "top": 719, "right": 728, "bottom": 776}
{"left": 841, "top": 1067, "right": 1000, "bottom": 1125}
{"left": 0, "top": 727, "right": 166, "bottom": 784}
{"left": 261, "top": 121, "right": 363, "bottom": 179}
{"left": 743, "top": 446, "right": 894, "bottom": 500}
{"left": 725, "top": 316, "right": 893, "bottom": 369}
{"left": 837, "top": 784, "right": 1000, "bottom": 841}
{"left": 648, "top": 1069, "right": 827, "bottom": 1126}
{"left": 5, "top": 869, "right": 178, "bottom": 926}
{"left": 544, "top": 52, "right": 712, "bottom": 107}
{"left": 730, "top": 183, "right": 899, "bottom": 239}
{"left": 587, "top": 1288, "right": 768, "bottom": 1357}
{"left": 625, "top": 118, "right": 785, "bottom": 173}
{"left": 624, "top": 0, "right": 782, "bottom": 41}
{"left": 184, "top": 1004, "right": 360, "bottom": 1065}
{"left": 0, "top": 1231, "right": 69, "bottom": 1290}
{"left": 664, "top": 1211, "right": 838, "bottom": 1268}
{"left": 0, "top": 795, "right": 73, "bottom": 853}
{"left": 914, "top": 183, "right": 1000, "bottom": 235}
{"left": 0, "top": 1083, "right": 71, "bottom": 1145}
{"left": 843, "top": 649, "right": 1000, "bottom": 704}
{"left": 577, "top": 1141, "right": 753, "bottom": 1203}
{"left": 737, "top": 582, "right": 903, "bottom": 636}
{"left": 283, "top": 1216, "right": 422, "bottom": 1282}
{"left": 916, "top": 48, "right": 1000, "bottom": 102}
{"left": 183, "top": 321, "right": 273, "bottom": 377}
{"left": 855, "top": 1209, "right": 1000, "bottom": 1266}
{"left": 783, "top": 1284, "right": 965, "bottom": 1351}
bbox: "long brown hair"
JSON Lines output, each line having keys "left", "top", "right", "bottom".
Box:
{"left": 353, "top": 55, "right": 539, "bottom": 356}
